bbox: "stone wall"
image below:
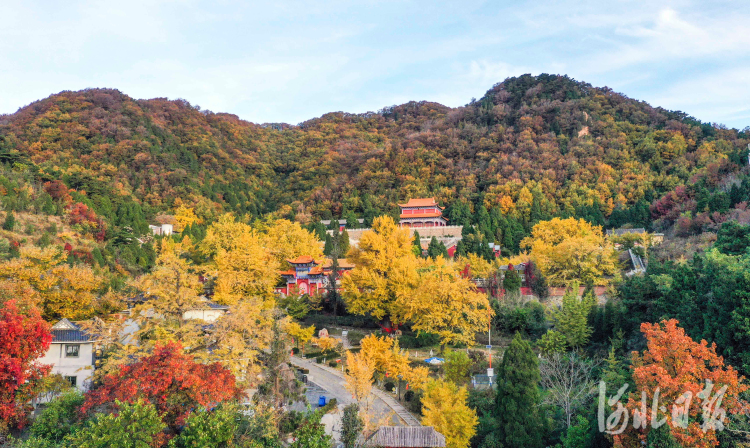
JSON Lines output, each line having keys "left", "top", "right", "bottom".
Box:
{"left": 330, "top": 225, "right": 463, "bottom": 245}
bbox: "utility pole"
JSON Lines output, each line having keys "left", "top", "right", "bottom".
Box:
{"left": 487, "top": 305, "right": 494, "bottom": 383}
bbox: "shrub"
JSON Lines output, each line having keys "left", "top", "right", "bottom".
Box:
{"left": 398, "top": 332, "right": 440, "bottom": 348}
{"left": 321, "top": 398, "right": 338, "bottom": 413}
{"left": 384, "top": 382, "right": 395, "bottom": 392}
{"left": 291, "top": 347, "right": 300, "bottom": 355}
{"left": 315, "top": 356, "right": 324, "bottom": 364}
{"left": 406, "top": 390, "right": 423, "bottom": 414}
{"left": 328, "top": 360, "right": 338, "bottom": 368}
{"left": 492, "top": 299, "right": 547, "bottom": 337}
{"left": 279, "top": 410, "right": 304, "bottom": 434}
{"left": 29, "top": 391, "right": 85, "bottom": 442}
{"left": 347, "top": 331, "right": 365, "bottom": 346}
{"left": 404, "top": 390, "right": 415, "bottom": 402}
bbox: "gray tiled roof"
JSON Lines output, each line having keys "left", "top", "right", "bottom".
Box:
{"left": 50, "top": 318, "right": 92, "bottom": 343}
{"left": 51, "top": 329, "right": 92, "bottom": 343}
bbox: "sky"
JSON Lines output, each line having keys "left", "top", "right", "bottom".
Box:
{"left": 2, "top": 0, "right": 750, "bottom": 128}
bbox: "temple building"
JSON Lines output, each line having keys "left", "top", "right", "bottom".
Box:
{"left": 398, "top": 198, "right": 448, "bottom": 228}
{"left": 276, "top": 256, "right": 355, "bottom": 296}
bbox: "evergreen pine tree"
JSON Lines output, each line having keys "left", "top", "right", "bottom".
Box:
{"left": 411, "top": 231, "right": 423, "bottom": 257}
{"left": 323, "top": 234, "right": 333, "bottom": 256}
{"left": 427, "top": 237, "right": 448, "bottom": 259}
{"left": 339, "top": 229, "right": 350, "bottom": 255}
{"left": 502, "top": 268, "right": 521, "bottom": 293}
{"left": 345, "top": 211, "right": 359, "bottom": 230}
{"left": 92, "top": 247, "right": 106, "bottom": 267}
{"left": 341, "top": 404, "right": 364, "bottom": 448}
{"left": 494, "top": 333, "right": 545, "bottom": 448}
{"left": 3, "top": 211, "right": 15, "bottom": 231}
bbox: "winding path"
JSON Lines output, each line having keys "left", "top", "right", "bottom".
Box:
{"left": 290, "top": 355, "right": 421, "bottom": 426}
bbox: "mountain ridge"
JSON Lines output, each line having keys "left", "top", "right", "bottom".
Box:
{"left": 0, "top": 74, "right": 747, "bottom": 245}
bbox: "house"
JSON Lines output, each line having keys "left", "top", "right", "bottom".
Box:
{"left": 39, "top": 319, "right": 95, "bottom": 391}
{"left": 363, "top": 426, "right": 446, "bottom": 448}
{"left": 275, "top": 256, "right": 355, "bottom": 296}
{"left": 398, "top": 198, "right": 448, "bottom": 228}
{"left": 149, "top": 223, "right": 173, "bottom": 236}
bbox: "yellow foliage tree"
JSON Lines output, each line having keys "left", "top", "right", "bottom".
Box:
{"left": 359, "top": 334, "right": 428, "bottom": 390}
{"left": 342, "top": 216, "right": 420, "bottom": 325}
{"left": 0, "top": 245, "right": 104, "bottom": 320}
{"left": 402, "top": 258, "right": 491, "bottom": 347}
{"left": 360, "top": 334, "right": 409, "bottom": 377}
{"left": 285, "top": 321, "right": 315, "bottom": 349}
{"left": 421, "top": 380, "right": 478, "bottom": 448}
{"left": 258, "top": 219, "right": 324, "bottom": 267}
{"left": 312, "top": 336, "right": 340, "bottom": 352}
{"left": 521, "top": 217, "right": 618, "bottom": 286}
{"left": 201, "top": 214, "right": 320, "bottom": 305}
{"left": 126, "top": 237, "right": 272, "bottom": 381}
{"left": 173, "top": 205, "right": 199, "bottom": 232}
{"left": 344, "top": 351, "right": 375, "bottom": 403}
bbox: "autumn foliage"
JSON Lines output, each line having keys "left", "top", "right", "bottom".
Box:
{"left": 615, "top": 319, "right": 748, "bottom": 448}
{"left": 81, "top": 342, "right": 244, "bottom": 436}
{"left": 0, "top": 300, "right": 52, "bottom": 432}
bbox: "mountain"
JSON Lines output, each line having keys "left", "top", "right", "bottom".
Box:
{"left": 0, "top": 74, "right": 748, "bottom": 244}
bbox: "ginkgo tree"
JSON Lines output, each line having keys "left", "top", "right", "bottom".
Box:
{"left": 521, "top": 217, "right": 618, "bottom": 286}
{"left": 421, "top": 379, "right": 478, "bottom": 448}
{"left": 403, "top": 257, "right": 491, "bottom": 348}
{"left": 201, "top": 214, "right": 323, "bottom": 305}
{"left": 342, "top": 216, "right": 420, "bottom": 328}
{"left": 121, "top": 237, "right": 273, "bottom": 382}
{"left": 285, "top": 321, "right": 316, "bottom": 350}
{"left": 0, "top": 246, "right": 104, "bottom": 320}
{"left": 359, "top": 334, "right": 429, "bottom": 391}
{"left": 344, "top": 217, "right": 490, "bottom": 344}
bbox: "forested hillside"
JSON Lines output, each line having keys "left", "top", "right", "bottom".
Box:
{"left": 1, "top": 74, "right": 749, "bottom": 247}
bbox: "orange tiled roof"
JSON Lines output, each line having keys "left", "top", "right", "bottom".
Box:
{"left": 398, "top": 197, "right": 442, "bottom": 208}
{"left": 322, "top": 258, "right": 356, "bottom": 269}
{"left": 399, "top": 212, "right": 446, "bottom": 219}
{"left": 286, "top": 255, "right": 319, "bottom": 264}
{"left": 279, "top": 269, "right": 296, "bottom": 276}
{"left": 309, "top": 266, "right": 325, "bottom": 275}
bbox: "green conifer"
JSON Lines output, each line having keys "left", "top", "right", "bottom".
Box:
{"left": 494, "top": 333, "right": 545, "bottom": 448}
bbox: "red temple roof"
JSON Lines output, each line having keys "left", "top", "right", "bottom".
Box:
{"left": 286, "top": 255, "right": 319, "bottom": 264}
{"left": 398, "top": 198, "right": 443, "bottom": 209}
{"left": 399, "top": 212, "right": 446, "bottom": 219}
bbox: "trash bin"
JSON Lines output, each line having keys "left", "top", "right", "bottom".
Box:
{"left": 318, "top": 396, "right": 326, "bottom": 407}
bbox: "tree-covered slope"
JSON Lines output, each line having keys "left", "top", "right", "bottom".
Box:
{"left": 0, "top": 74, "right": 748, "bottom": 236}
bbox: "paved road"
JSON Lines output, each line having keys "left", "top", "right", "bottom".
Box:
{"left": 290, "top": 356, "right": 420, "bottom": 426}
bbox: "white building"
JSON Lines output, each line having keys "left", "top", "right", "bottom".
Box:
{"left": 149, "top": 223, "right": 174, "bottom": 236}
{"left": 182, "top": 301, "right": 229, "bottom": 323}
{"left": 40, "top": 319, "right": 95, "bottom": 391}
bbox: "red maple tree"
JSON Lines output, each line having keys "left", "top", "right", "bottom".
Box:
{"left": 81, "top": 342, "right": 244, "bottom": 436}
{"left": 615, "top": 319, "right": 748, "bottom": 448}
{"left": 0, "top": 300, "right": 52, "bottom": 432}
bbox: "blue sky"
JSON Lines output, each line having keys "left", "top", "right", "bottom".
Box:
{"left": 2, "top": 0, "right": 750, "bottom": 128}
